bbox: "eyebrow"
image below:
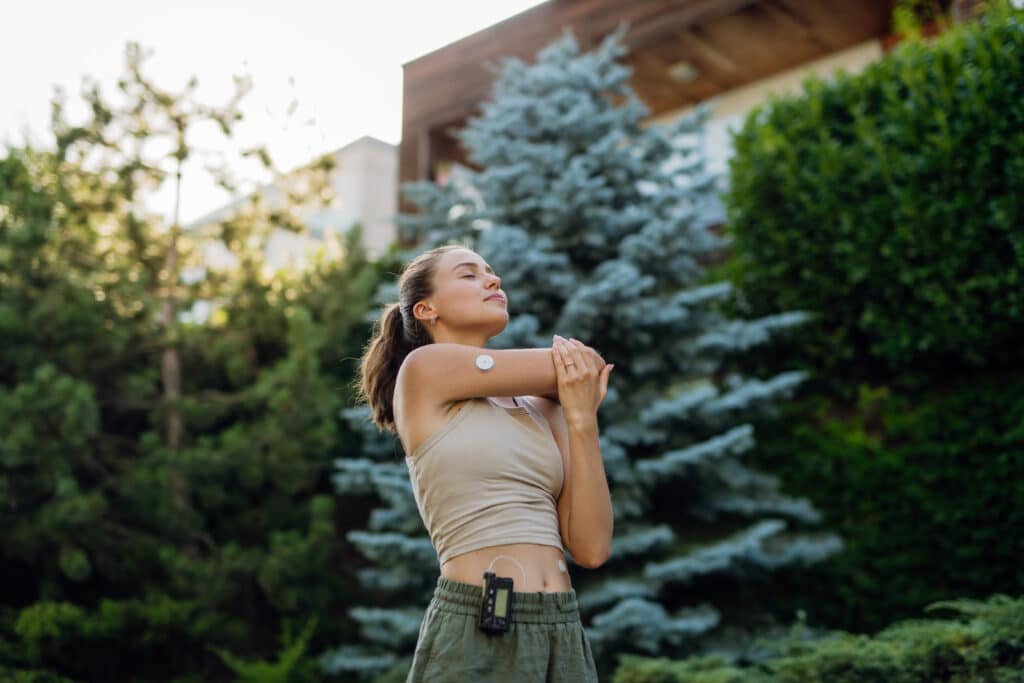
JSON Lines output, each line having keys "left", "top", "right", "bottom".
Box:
{"left": 452, "top": 261, "right": 495, "bottom": 274}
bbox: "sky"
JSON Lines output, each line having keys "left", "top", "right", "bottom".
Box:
{"left": 1, "top": 0, "right": 547, "bottom": 224}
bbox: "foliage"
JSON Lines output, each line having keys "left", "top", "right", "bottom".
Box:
{"left": 724, "top": 4, "right": 1024, "bottom": 396}
{"left": 611, "top": 593, "right": 1024, "bottom": 682}
{"left": 6, "top": 595, "right": 210, "bottom": 681}
{"left": 718, "top": 3, "right": 1024, "bottom": 633}
{"left": 0, "top": 668, "right": 77, "bottom": 683}
{"left": 745, "top": 369, "right": 1024, "bottom": 632}
{"left": 892, "top": 0, "right": 950, "bottom": 38}
{"left": 211, "top": 617, "right": 320, "bottom": 683}
{"left": 1, "top": 43, "right": 387, "bottom": 681}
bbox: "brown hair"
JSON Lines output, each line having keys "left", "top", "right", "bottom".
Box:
{"left": 355, "top": 244, "right": 465, "bottom": 433}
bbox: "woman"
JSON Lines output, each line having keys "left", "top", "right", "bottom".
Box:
{"left": 357, "top": 244, "right": 614, "bottom": 681}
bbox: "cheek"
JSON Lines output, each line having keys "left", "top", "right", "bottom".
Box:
{"left": 439, "top": 283, "right": 483, "bottom": 311}
{"left": 460, "top": 281, "right": 488, "bottom": 300}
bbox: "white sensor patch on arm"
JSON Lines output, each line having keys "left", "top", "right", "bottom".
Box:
{"left": 558, "top": 559, "right": 567, "bottom": 573}
{"left": 475, "top": 353, "right": 495, "bottom": 371}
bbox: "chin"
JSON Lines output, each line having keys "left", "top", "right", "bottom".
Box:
{"left": 486, "top": 313, "right": 509, "bottom": 336}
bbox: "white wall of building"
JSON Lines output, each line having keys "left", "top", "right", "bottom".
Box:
{"left": 180, "top": 135, "right": 397, "bottom": 322}
{"left": 649, "top": 39, "right": 884, "bottom": 181}
{"left": 186, "top": 135, "right": 397, "bottom": 271}
{"left": 320, "top": 135, "right": 398, "bottom": 260}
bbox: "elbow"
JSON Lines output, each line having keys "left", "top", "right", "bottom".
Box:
{"left": 573, "top": 545, "right": 611, "bottom": 570}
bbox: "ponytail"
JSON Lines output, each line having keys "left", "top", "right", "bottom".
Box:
{"left": 355, "top": 245, "right": 463, "bottom": 433}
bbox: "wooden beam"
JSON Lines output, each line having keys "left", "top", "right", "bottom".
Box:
{"left": 771, "top": 0, "right": 892, "bottom": 49}
{"left": 759, "top": 0, "right": 833, "bottom": 52}
{"left": 416, "top": 130, "right": 430, "bottom": 182}
{"left": 682, "top": 26, "right": 747, "bottom": 77}
{"left": 398, "top": 0, "right": 897, "bottom": 192}
{"left": 624, "top": 0, "right": 759, "bottom": 49}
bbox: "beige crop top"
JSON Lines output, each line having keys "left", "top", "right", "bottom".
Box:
{"left": 404, "top": 396, "right": 565, "bottom": 565}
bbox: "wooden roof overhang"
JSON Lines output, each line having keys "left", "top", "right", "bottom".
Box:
{"left": 399, "top": 0, "right": 895, "bottom": 208}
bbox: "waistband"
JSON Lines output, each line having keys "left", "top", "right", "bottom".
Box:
{"left": 430, "top": 576, "right": 581, "bottom": 624}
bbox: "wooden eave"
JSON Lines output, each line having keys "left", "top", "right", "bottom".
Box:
{"left": 399, "top": 0, "right": 895, "bottom": 201}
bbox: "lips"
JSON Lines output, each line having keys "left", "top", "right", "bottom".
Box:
{"left": 485, "top": 293, "right": 506, "bottom": 303}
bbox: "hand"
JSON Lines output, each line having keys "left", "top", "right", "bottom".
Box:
{"left": 552, "top": 334, "right": 614, "bottom": 428}
{"left": 581, "top": 344, "right": 607, "bottom": 371}
{"left": 563, "top": 339, "right": 606, "bottom": 370}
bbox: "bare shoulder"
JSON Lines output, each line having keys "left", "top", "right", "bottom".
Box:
{"left": 393, "top": 375, "right": 465, "bottom": 460}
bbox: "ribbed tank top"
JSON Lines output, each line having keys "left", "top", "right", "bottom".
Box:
{"left": 404, "top": 396, "right": 565, "bottom": 565}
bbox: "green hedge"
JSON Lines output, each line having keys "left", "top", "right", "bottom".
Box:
{"left": 0, "top": 596, "right": 212, "bottom": 682}
{"left": 714, "top": 5, "right": 1024, "bottom": 634}
{"left": 612, "top": 593, "right": 1024, "bottom": 683}
{"left": 724, "top": 6, "right": 1024, "bottom": 392}
{"left": 747, "top": 369, "right": 1024, "bottom": 632}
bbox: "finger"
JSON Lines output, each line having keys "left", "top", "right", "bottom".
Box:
{"left": 551, "top": 346, "right": 569, "bottom": 390}
{"left": 573, "top": 340, "right": 604, "bottom": 370}
{"left": 561, "top": 335, "right": 585, "bottom": 374}
{"left": 569, "top": 335, "right": 593, "bottom": 374}
{"left": 553, "top": 336, "right": 572, "bottom": 373}
{"left": 573, "top": 340, "right": 602, "bottom": 374}
{"left": 562, "top": 339, "right": 582, "bottom": 375}
{"left": 598, "top": 363, "right": 613, "bottom": 400}
{"left": 567, "top": 339, "right": 590, "bottom": 373}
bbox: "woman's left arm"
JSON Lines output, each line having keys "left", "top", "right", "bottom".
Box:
{"left": 533, "top": 335, "right": 614, "bottom": 568}
{"left": 529, "top": 397, "right": 612, "bottom": 569}
{"left": 561, "top": 411, "right": 613, "bottom": 568}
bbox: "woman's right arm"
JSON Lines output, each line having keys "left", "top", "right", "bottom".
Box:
{"left": 397, "top": 342, "right": 607, "bottom": 408}
{"left": 397, "top": 343, "right": 559, "bottom": 406}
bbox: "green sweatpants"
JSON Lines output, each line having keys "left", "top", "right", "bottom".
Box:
{"left": 405, "top": 576, "right": 599, "bottom": 682}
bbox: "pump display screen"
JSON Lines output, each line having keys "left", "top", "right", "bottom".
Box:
{"left": 494, "top": 588, "right": 509, "bottom": 618}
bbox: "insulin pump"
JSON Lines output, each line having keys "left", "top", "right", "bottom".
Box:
{"left": 479, "top": 554, "right": 527, "bottom": 634}
{"left": 479, "top": 571, "right": 515, "bottom": 634}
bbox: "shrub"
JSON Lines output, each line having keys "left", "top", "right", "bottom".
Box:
{"left": 612, "top": 593, "right": 1024, "bottom": 682}
{"left": 747, "top": 369, "right": 1024, "bottom": 631}
{"left": 724, "top": 5, "right": 1024, "bottom": 393}
{"left": 717, "top": 2, "right": 1024, "bottom": 634}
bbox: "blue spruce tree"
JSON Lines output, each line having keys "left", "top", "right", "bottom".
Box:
{"left": 324, "top": 26, "right": 842, "bottom": 680}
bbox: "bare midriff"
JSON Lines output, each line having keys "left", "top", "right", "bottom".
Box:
{"left": 441, "top": 542, "right": 572, "bottom": 593}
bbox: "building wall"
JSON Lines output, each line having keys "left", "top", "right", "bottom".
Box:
{"left": 180, "top": 136, "right": 397, "bottom": 323}
{"left": 295, "top": 135, "right": 399, "bottom": 261}
{"left": 186, "top": 135, "right": 397, "bottom": 270}
{"left": 648, "top": 39, "right": 884, "bottom": 180}
{"left": 346, "top": 137, "right": 400, "bottom": 259}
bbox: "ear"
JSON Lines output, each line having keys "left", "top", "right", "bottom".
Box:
{"left": 411, "top": 300, "right": 435, "bottom": 324}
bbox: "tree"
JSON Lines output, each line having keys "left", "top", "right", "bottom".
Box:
{"left": 330, "top": 26, "right": 842, "bottom": 680}
{"left": 1, "top": 42, "right": 378, "bottom": 681}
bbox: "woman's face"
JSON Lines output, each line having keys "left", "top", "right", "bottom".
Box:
{"left": 422, "top": 249, "right": 508, "bottom": 339}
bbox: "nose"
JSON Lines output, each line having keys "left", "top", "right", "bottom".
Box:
{"left": 486, "top": 273, "right": 501, "bottom": 288}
